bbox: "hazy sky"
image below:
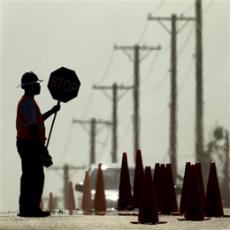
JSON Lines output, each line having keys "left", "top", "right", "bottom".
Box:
{"left": 1, "top": 0, "right": 229, "bottom": 212}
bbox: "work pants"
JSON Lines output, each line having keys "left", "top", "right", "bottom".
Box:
{"left": 16, "top": 139, "right": 44, "bottom": 213}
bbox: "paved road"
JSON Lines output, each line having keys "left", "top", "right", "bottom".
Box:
{"left": 0, "top": 209, "right": 230, "bottom": 230}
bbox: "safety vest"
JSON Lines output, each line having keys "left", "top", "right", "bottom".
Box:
{"left": 16, "top": 96, "right": 46, "bottom": 143}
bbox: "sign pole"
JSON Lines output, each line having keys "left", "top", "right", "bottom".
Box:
{"left": 46, "top": 100, "right": 60, "bottom": 148}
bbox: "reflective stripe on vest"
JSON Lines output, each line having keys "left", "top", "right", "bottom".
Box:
{"left": 16, "top": 96, "right": 46, "bottom": 142}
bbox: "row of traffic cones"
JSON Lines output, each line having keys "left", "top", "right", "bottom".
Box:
{"left": 180, "top": 161, "right": 227, "bottom": 220}
{"left": 81, "top": 163, "right": 107, "bottom": 215}
{"left": 120, "top": 150, "right": 175, "bottom": 224}
{"left": 80, "top": 148, "right": 227, "bottom": 223}
{"left": 118, "top": 150, "right": 228, "bottom": 224}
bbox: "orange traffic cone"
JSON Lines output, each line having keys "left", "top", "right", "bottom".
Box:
{"left": 133, "top": 149, "right": 144, "bottom": 209}
{"left": 48, "top": 192, "right": 55, "bottom": 211}
{"left": 82, "top": 171, "right": 93, "bottom": 215}
{"left": 180, "top": 162, "right": 191, "bottom": 214}
{"left": 137, "top": 166, "right": 166, "bottom": 224}
{"left": 205, "top": 162, "right": 224, "bottom": 217}
{"left": 184, "top": 164, "right": 205, "bottom": 220}
{"left": 158, "top": 164, "right": 167, "bottom": 213}
{"left": 196, "top": 162, "right": 205, "bottom": 208}
{"left": 93, "top": 163, "right": 106, "bottom": 215}
{"left": 152, "top": 163, "right": 161, "bottom": 211}
{"left": 67, "top": 181, "right": 76, "bottom": 215}
{"left": 118, "top": 152, "right": 133, "bottom": 211}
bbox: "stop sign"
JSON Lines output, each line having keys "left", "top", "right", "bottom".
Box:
{"left": 48, "top": 67, "right": 81, "bottom": 103}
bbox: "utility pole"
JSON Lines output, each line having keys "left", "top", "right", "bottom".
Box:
{"left": 195, "top": 0, "right": 204, "bottom": 162}
{"left": 114, "top": 44, "right": 161, "bottom": 160}
{"left": 224, "top": 130, "right": 230, "bottom": 206}
{"left": 148, "top": 14, "right": 194, "bottom": 181}
{"left": 48, "top": 164, "right": 85, "bottom": 209}
{"left": 93, "top": 83, "right": 133, "bottom": 163}
{"left": 72, "top": 118, "right": 112, "bottom": 164}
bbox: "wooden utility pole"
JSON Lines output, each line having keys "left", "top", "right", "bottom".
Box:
{"left": 72, "top": 118, "right": 112, "bottom": 165}
{"left": 224, "top": 130, "right": 230, "bottom": 206}
{"left": 114, "top": 44, "right": 161, "bottom": 160}
{"left": 148, "top": 14, "right": 194, "bottom": 181}
{"left": 195, "top": 0, "right": 204, "bottom": 162}
{"left": 93, "top": 83, "right": 133, "bottom": 163}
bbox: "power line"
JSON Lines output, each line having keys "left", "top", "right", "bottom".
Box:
{"left": 203, "top": 0, "right": 216, "bottom": 13}
{"left": 138, "top": 20, "right": 149, "bottom": 44}
{"left": 178, "top": 56, "right": 194, "bottom": 95}
{"left": 177, "top": 24, "right": 194, "bottom": 58}
{"left": 147, "top": 70, "right": 169, "bottom": 94}
{"left": 59, "top": 122, "right": 74, "bottom": 164}
{"left": 97, "top": 49, "right": 115, "bottom": 84}
{"left": 80, "top": 89, "right": 95, "bottom": 118}
{"left": 151, "top": 0, "right": 166, "bottom": 14}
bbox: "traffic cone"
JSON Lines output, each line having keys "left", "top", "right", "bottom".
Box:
{"left": 180, "top": 162, "right": 191, "bottom": 214}
{"left": 152, "top": 163, "right": 161, "bottom": 212}
{"left": 205, "top": 162, "right": 224, "bottom": 217}
{"left": 153, "top": 163, "right": 162, "bottom": 211}
{"left": 138, "top": 166, "right": 159, "bottom": 224}
{"left": 48, "top": 192, "right": 55, "bottom": 211}
{"left": 161, "top": 163, "right": 178, "bottom": 214}
{"left": 93, "top": 163, "right": 106, "bottom": 215}
{"left": 184, "top": 164, "right": 205, "bottom": 220}
{"left": 82, "top": 171, "right": 93, "bottom": 215}
{"left": 158, "top": 164, "right": 167, "bottom": 213}
{"left": 67, "top": 181, "right": 76, "bottom": 215}
{"left": 118, "top": 152, "right": 133, "bottom": 211}
{"left": 196, "top": 162, "right": 205, "bottom": 208}
{"left": 133, "top": 149, "right": 144, "bottom": 209}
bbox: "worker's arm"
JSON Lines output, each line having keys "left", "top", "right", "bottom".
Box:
{"left": 42, "top": 104, "right": 61, "bottom": 121}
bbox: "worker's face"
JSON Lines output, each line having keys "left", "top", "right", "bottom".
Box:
{"left": 33, "top": 83, "right": 41, "bottom": 95}
{"left": 25, "top": 83, "right": 41, "bottom": 95}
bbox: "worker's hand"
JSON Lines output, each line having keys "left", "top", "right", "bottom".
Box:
{"left": 51, "top": 104, "right": 61, "bottom": 114}
{"left": 41, "top": 147, "right": 53, "bottom": 168}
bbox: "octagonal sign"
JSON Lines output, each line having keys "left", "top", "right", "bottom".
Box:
{"left": 48, "top": 67, "right": 81, "bottom": 103}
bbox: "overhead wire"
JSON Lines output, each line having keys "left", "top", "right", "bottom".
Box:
{"left": 151, "top": 0, "right": 166, "bottom": 14}
{"left": 138, "top": 0, "right": 166, "bottom": 44}
{"left": 97, "top": 49, "right": 115, "bottom": 84}
{"left": 178, "top": 55, "right": 195, "bottom": 96}
{"left": 148, "top": 70, "right": 169, "bottom": 94}
{"left": 59, "top": 121, "right": 74, "bottom": 164}
{"left": 203, "top": 0, "right": 216, "bottom": 13}
{"left": 177, "top": 23, "right": 194, "bottom": 58}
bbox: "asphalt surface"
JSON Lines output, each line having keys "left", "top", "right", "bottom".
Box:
{"left": 0, "top": 209, "right": 230, "bottom": 230}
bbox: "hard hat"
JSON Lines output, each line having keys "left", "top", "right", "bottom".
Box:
{"left": 18, "top": 72, "right": 43, "bottom": 89}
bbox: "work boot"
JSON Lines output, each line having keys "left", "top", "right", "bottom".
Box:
{"left": 18, "top": 209, "right": 51, "bottom": 217}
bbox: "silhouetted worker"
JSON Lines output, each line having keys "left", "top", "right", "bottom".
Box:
{"left": 16, "top": 72, "right": 60, "bottom": 217}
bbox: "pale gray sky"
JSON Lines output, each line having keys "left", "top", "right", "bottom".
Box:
{"left": 0, "top": 0, "right": 229, "bottom": 212}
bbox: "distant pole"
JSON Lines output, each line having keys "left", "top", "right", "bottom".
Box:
{"left": 63, "top": 164, "right": 69, "bottom": 209}
{"left": 114, "top": 44, "right": 161, "bottom": 161}
{"left": 90, "top": 118, "right": 96, "bottom": 164}
{"left": 48, "top": 165, "right": 85, "bottom": 209}
{"left": 134, "top": 45, "right": 140, "bottom": 155}
{"left": 148, "top": 14, "right": 194, "bottom": 181}
{"left": 73, "top": 119, "right": 112, "bottom": 165}
{"left": 195, "top": 0, "right": 204, "bottom": 162}
{"left": 112, "top": 83, "right": 118, "bottom": 163}
{"left": 224, "top": 130, "right": 230, "bottom": 206}
{"left": 93, "top": 84, "right": 133, "bottom": 163}
{"left": 170, "top": 14, "right": 177, "bottom": 180}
